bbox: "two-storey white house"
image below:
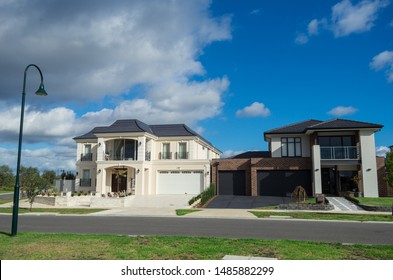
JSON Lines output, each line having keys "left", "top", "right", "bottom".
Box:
{"left": 212, "top": 119, "right": 384, "bottom": 197}
{"left": 73, "top": 119, "right": 221, "bottom": 196}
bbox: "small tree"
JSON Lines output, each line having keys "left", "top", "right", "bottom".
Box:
{"left": 20, "top": 167, "right": 46, "bottom": 211}
{"left": 385, "top": 150, "right": 393, "bottom": 188}
{"left": 0, "top": 165, "right": 15, "bottom": 191}
{"left": 42, "top": 170, "right": 56, "bottom": 191}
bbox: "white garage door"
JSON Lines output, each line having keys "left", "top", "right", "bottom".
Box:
{"left": 157, "top": 171, "right": 203, "bottom": 195}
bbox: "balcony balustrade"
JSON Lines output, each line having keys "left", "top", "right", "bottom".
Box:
{"left": 320, "top": 146, "right": 358, "bottom": 160}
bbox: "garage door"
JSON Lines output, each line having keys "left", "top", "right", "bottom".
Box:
{"left": 157, "top": 171, "right": 203, "bottom": 195}
{"left": 218, "top": 171, "right": 246, "bottom": 195}
{"left": 257, "top": 170, "right": 311, "bottom": 196}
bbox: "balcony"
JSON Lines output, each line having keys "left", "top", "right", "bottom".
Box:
{"left": 80, "top": 178, "right": 91, "bottom": 187}
{"left": 175, "top": 152, "right": 188, "bottom": 159}
{"left": 159, "top": 152, "right": 172, "bottom": 160}
{"left": 80, "top": 153, "right": 93, "bottom": 161}
{"left": 320, "top": 146, "right": 358, "bottom": 160}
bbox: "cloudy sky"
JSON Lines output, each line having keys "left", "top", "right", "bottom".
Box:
{"left": 0, "top": 0, "right": 392, "bottom": 172}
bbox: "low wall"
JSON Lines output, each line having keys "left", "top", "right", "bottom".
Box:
{"left": 358, "top": 204, "right": 393, "bottom": 212}
{"left": 278, "top": 203, "right": 334, "bottom": 211}
{"left": 33, "top": 194, "right": 134, "bottom": 208}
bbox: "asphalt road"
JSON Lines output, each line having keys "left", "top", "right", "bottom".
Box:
{"left": 0, "top": 193, "right": 13, "bottom": 200}
{"left": 1, "top": 215, "right": 392, "bottom": 245}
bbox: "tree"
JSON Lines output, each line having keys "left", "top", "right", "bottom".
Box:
{"left": 42, "top": 170, "right": 56, "bottom": 191}
{"left": 0, "top": 165, "right": 15, "bottom": 190}
{"left": 385, "top": 150, "right": 393, "bottom": 188}
{"left": 20, "top": 166, "right": 46, "bottom": 211}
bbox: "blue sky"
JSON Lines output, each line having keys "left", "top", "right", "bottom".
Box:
{"left": 0, "top": 0, "right": 392, "bottom": 171}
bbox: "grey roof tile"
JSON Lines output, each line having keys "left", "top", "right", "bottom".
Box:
{"left": 264, "top": 119, "right": 323, "bottom": 134}
{"left": 265, "top": 118, "right": 383, "bottom": 136}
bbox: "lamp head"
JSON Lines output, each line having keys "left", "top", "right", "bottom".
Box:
{"left": 35, "top": 83, "right": 48, "bottom": 96}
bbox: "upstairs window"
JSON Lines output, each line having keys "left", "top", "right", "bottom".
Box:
{"left": 178, "top": 142, "right": 187, "bottom": 159}
{"left": 281, "top": 137, "right": 301, "bottom": 157}
{"left": 162, "top": 143, "right": 171, "bottom": 159}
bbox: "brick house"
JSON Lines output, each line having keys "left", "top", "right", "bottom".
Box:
{"left": 212, "top": 119, "right": 386, "bottom": 197}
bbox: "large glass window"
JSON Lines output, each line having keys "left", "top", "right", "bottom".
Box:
{"left": 114, "top": 139, "right": 137, "bottom": 160}
{"left": 162, "top": 143, "right": 171, "bottom": 159}
{"left": 178, "top": 142, "right": 187, "bottom": 159}
{"left": 281, "top": 137, "right": 301, "bottom": 157}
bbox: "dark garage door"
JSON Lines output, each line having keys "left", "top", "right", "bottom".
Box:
{"left": 257, "top": 170, "right": 311, "bottom": 196}
{"left": 218, "top": 171, "right": 246, "bottom": 195}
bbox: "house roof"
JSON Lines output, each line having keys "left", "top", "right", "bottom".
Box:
{"left": 73, "top": 119, "right": 219, "bottom": 151}
{"left": 264, "top": 119, "right": 323, "bottom": 134}
{"left": 264, "top": 118, "right": 383, "bottom": 136}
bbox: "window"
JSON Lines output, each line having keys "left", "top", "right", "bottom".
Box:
{"left": 178, "top": 142, "right": 187, "bottom": 159}
{"left": 81, "top": 144, "right": 93, "bottom": 161}
{"left": 80, "top": 169, "right": 91, "bottom": 187}
{"left": 281, "top": 137, "right": 302, "bottom": 157}
{"left": 162, "top": 143, "right": 171, "bottom": 159}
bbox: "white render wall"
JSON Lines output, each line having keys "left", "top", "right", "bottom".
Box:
{"left": 312, "top": 145, "right": 322, "bottom": 195}
{"left": 359, "top": 130, "right": 379, "bottom": 197}
{"left": 270, "top": 135, "right": 311, "bottom": 157}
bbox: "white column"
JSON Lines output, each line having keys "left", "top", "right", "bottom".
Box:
{"left": 359, "top": 130, "right": 379, "bottom": 197}
{"left": 312, "top": 145, "right": 322, "bottom": 195}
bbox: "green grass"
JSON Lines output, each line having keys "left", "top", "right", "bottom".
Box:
{"left": 249, "top": 211, "right": 393, "bottom": 222}
{"left": 0, "top": 232, "right": 392, "bottom": 260}
{"left": 0, "top": 190, "right": 13, "bottom": 194}
{"left": 0, "top": 199, "right": 13, "bottom": 205}
{"left": 176, "top": 209, "right": 201, "bottom": 216}
{"left": 357, "top": 197, "right": 393, "bottom": 207}
{"left": 0, "top": 207, "right": 107, "bottom": 214}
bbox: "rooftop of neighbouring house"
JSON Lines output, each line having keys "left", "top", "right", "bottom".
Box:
{"left": 264, "top": 118, "right": 383, "bottom": 136}
{"left": 228, "top": 151, "right": 272, "bottom": 159}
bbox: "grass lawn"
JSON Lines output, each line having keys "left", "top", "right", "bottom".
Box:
{"left": 0, "top": 199, "right": 13, "bottom": 205}
{"left": 0, "top": 207, "right": 107, "bottom": 214}
{"left": 0, "top": 232, "right": 392, "bottom": 260}
{"left": 176, "top": 209, "right": 201, "bottom": 216}
{"left": 249, "top": 211, "right": 393, "bottom": 222}
{"left": 357, "top": 197, "right": 393, "bottom": 207}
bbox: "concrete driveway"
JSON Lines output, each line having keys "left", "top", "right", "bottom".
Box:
{"left": 206, "top": 195, "right": 291, "bottom": 209}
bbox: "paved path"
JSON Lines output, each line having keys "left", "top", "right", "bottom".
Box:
{"left": 327, "top": 197, "right": 363, "bottom": 211}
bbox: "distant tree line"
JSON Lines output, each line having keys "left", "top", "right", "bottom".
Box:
{"left": 0, "top": 164, "right": 75, "bottom": 192}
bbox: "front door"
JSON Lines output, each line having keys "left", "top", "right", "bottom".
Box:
{"left": 111, "top": 171, "right": 127, "bottom": 192}
{"left": 321, "top": 168, "right": 337, "bottom": 195}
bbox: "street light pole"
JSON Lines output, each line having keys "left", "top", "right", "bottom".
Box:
{"left": 11, "top": 64, "right": 48, "bottom": 236}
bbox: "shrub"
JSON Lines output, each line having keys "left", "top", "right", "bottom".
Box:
{"left": 188, "top": 193, "right": 202, "bottom": 205}
{"left": 200, "top": 183, "right": 215, "bottom": 207}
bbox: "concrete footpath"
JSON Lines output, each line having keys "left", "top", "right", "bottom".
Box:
{"left": 1, "top": 199, "right": 390, "bottom": 219}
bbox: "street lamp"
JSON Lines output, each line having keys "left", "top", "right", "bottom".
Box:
{"left": 11, "top": 64, "right": 48, "bottom": 236}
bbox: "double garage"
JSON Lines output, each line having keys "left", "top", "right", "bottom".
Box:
{"left": 156, "top": 170, "right": 204, "bottom": 195}
{"left": 218, "top": 170, "right": 312, "bottom": 197}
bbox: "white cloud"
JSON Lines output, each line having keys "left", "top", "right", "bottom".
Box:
{"left": 370, "top": 50, "right": 393, "bottom": 82}
{"left": 327, "top": 106, "right": 358, "bottom": 116}
{"left": 250, "top": 9, "right": 260, "bottom": 15}
{"left": 236, "top": 102, "right": 271, "bottom": 118}
{"left": 295, "top": 33, "right": 309, "bottom": 45}
{"left": 376, "top": 146, "right": 390, "bottom": 157}
{"left": 0, "top": 146, "right": 75, "bottom": 172}
{"left": 0, "top": 0, "right": 231, "bottom": 103}
{"left": 308, "top": 19, "right": 321, "bottom": 35}
{"left": 331, "top": 0, "right": 389, "bottom": 37}
{"left": 296, "top": 0, "right": 389, "bottom": 43}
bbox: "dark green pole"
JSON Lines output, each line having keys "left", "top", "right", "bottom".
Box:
{"left": 11, "top": 64, "right": 47, "bottom": 236}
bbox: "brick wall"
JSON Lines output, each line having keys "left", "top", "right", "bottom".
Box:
{"left": 377, "top": 157, "right": 393, "bottom": 197}
{"left": 212, "top": 157, "right": 311, "bottom": 196}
